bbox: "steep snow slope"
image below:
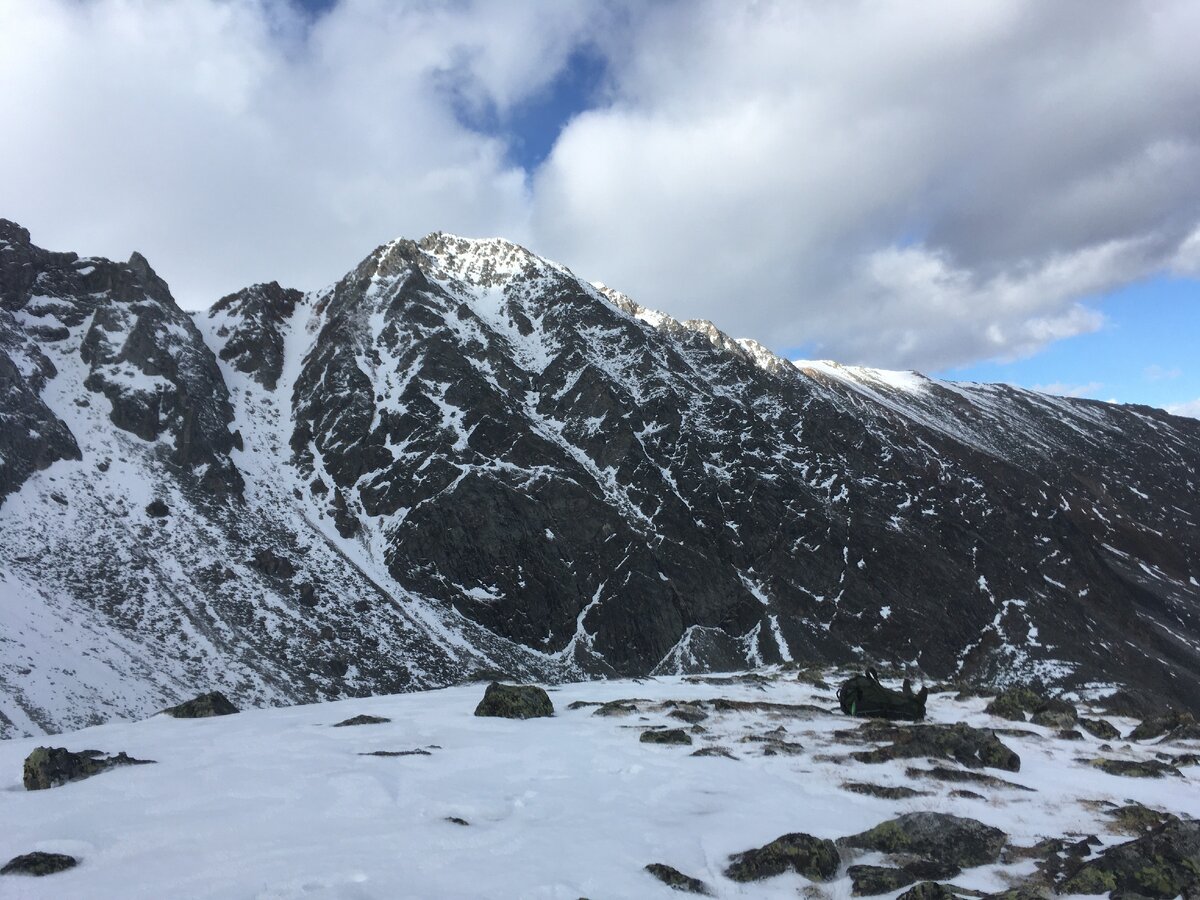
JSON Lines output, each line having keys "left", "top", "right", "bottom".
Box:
{"left": 1, "top": 669, "right": 1198, "bottom": 899}
{"left": 2, "top": 219, "right": 1200, "bottom": 739}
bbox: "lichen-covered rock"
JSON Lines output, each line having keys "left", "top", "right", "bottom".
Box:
{"left": 848, "top": 865, "right": 918, "bottom": 895}
{"left": 163, "top": 691, "right": 239, "bottom": 718}
{"left": 1059, "top": 818, "right": 1200, "bottom": 898}
{"left": 333, "top": 714, "right": 390, "bottom": 727}
{"left": 840, "top": 812, "right": 1007, "bottom": 870}
{"left": 985, "top": 687, "right": 1043, "bottom": 722}
{"left": 644, "top": 863, "right": 711, "bottom": 894}
{"left": 1077, "top": 717, "right": 1120, "bottom": 740}
{"left": 641, "top": 728, "right": 693, "bottom": 746}
{"left": 842, "top": 782, "right": 929, "bottom": 800}
{"left": 1128, "top": 710, "right": 1196, "bottom": 742}
{"left": 1105, "top": 803, "right": 1177, "bottom": 835}
{"left": 847, "top": 722, "right": 1021, "bottom": 772}
{"left": 1089, "top": 757, "right": 1181, "bottom": 778}
{"left": 904, "top": 765, "right": 1034, "bottom": 792}
{"left": 473, "top": 682, "right": 554, "bottom": 719}
{"left": 1029, "top": 698, "right": 1077, "bottom": 731}
{"left": 724, "top": 832, "right": 840, "bottom": 882}
{"left": 1, "top": 851, "right": 79, "bottom": 876}
{"left": 23, "top": 746, "right": 155, "bottom": 790}
{"left": 896, "top": 883, "right": 959, "bottom": 900}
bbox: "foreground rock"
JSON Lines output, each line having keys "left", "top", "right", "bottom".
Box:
{"left": 23, "top": 746, "right": 155, "bottom": 790}
{"left": 1, "top": 851, "right": 79, "bottom": 876}
{"left": 644, "top": 863, "right": 711, "bottom": 894}
{"left": 724, "top": 832, "right": 840, "bottom": 882}
{"left": 1088, "top": 757, "right": 1182, "bottom": 778}
{"left": 847, "top": 722, "right": 1021, "bottom": 772}
{"left": 1060, "top": 818, "right": 1200, "bottom": 898}
{"left": 473, "top": 682, "right": 554, "bottom": 719}
{"left": 162, "top": 691, "right": 239, "bottom": 718}
{"left": 840, "top": 812, "right": 1007, "bottom": 871}
{"left": 1128, "top": 710, "right": 1197, "bottom": 742}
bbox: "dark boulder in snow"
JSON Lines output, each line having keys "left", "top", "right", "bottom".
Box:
{"left": 333, "top": 714, "right": 390, "bottom": 727}
{"left": 839, "top": 812, "right": 1007, "bottom": 870}
{"left": 1128, "top": 710, "right": 1196, "bottom": 742}
{"left": 644, "top": 862, "right": 711, "bottom": 894}
{"left": 145, "top": 499, "right": 169, "bottom": 518}
{"left": 1, "top": 851, "right": 79, "bottom": 876}
{"left": 724, "top": 831, "right": 840, "bottom": 883}
{"left": 1087, "top": 757, "right": 1182, "bottom": 778}
{"left": 473, "top": 682, "right": 553, "bottom": 719}
{"left": 163, "top": 691, "right": 239, "bottom": 718}
{"left": 640, "top": 728, "right": 693, "bottom": 746}
{"left": 847, "top": 721, "right": 1021, "bottom": 772}
{"left": 1077, "top": 717, "right": 1120, "bottom": 740}
{"left": 23, "top": 746, "right": 155, "bottom": 790}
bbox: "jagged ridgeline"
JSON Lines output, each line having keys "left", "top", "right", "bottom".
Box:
{"left": 1, "top": 218, "right": 1198, "bottom": 736}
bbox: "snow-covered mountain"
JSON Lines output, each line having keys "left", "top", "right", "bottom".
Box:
{"left": 2, "top": 219, "right": 1199, "bottom": 737}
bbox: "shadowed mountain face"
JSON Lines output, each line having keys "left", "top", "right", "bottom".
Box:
{"left": 2, "top": 219, "right": 1198, "bottom": 736}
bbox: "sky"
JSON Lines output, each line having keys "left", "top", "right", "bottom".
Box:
{"left": 1, "top": 0, "right": 1197, "bottom": 416}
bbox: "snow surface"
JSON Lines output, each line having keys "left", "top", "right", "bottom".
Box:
{"left": 2, "top": 668, "right": 1197, "bottom": 899}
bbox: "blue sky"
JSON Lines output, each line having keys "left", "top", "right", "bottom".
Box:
{"left": 2, "top": 0, "right": 1197, "bottom": 417}
{"left": 938, "top": 277, "right": 1200, "bottom": 413}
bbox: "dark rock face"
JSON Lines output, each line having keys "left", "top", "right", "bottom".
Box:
{"left": 207, "top": 281, "right": 301, "bottom": 390}
{"left": 842, "top": 782, "right": 930, "bottom": 800}
{"left": 724, "top": 832, "right": 840, "bottom": 882}
{"left": 0, "top": 218, "right": 242, "bottom": 504}
{"left": 1060, "top": 819, "right": 1200, "bottom": 898}
{"left": 1128, "top": 710, "right": 1195, "bottom": 741}
{"left": 473, "top": 682, "right": 554, "bottom": 719}
{"left": 162, "top": 691, "right": 239, "bottom": 718}
{"left": 1088, "top": 757, "right": 1181, "bottom": 778}
{"left": 848, "top": 865, "right": 920, "bottom": 895}
{"left": 23, "top": 746, "right": 155, "bottom": 790}
{"left": 1077, "top": 717, "right": 1120, "bottom": 740}
{"left": 840, "top": 813, "right": 1007, "bottom": 870}
{"left": 644, "top": 863, "right": 711, "bottom": 894}
{"left": 896, "top": 883, "right": 958, "bottom": 900}
{"left": 1, "top": 851, "right": 79, "bottom": 876}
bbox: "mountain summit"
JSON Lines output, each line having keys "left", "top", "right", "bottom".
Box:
{"left": 2, "top": 220, "right": 1198, "bottom": 736}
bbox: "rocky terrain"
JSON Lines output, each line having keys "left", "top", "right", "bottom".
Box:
{"left": 2, "top": 218, "right": 1200, "bottom": 737}
{"left": 1, "top": 667, "right": 1198, "bottom": 898}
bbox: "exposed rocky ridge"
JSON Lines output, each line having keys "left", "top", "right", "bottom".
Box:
{"left": 2, "top": 219, "right": 1200, "bottom": 736}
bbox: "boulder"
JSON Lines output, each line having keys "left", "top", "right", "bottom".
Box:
{"left": 23, "top": 746, "right": 155, "bottom": 790}
{"left": 842, "top": 782, "right": 930, "bottom": 800}
{"left": 848, "top": 865, "right": 918, "bottom": 895}
{"left": 1088, "top": 757, "right": 1181, "bottom": 778}
{"left": 985, "top": 687, "right": 1042, "bottom": 722}
{"left": 1029, "top": 698, "right": 1077, "bottom": 731}
{"left": 333, "top": 714, "right": 390, "bottom": 727}
{"left": 644, "top": 863, "right": 711, "bottom": 894}
{"left": 162, "top": 691, "right": 239, "bottom": 718}
{"left": 1128, "top": 710, "right": 1196, "bottom": 742}
{"left": 897, "top": 883, "right": 959, "bottom": 900}
{"left": 473, "top": 682, "right": 553, "bottom": 719}
{"left": 145, "top": 499, "right": 169, "bottom": 518}
{"left": 1, "top": 851, "right": 79, "bottom": 876}
{"left": 641, "top": 728, "right": 693, "bottom": 746}
{"left": 1077, "top": 717, "right": 1120, "bottom": 740}
{"left": 848, "top": 722, "right": 1021, "bottom": 772}
{"left": 840, "top": 812, "right": 1007, "bottom": 870}
{"left": 1060, "top": 819, "right": 1200, "bottom": 898}
{"left": 724, "top": 832, "right": 839, "bottom": 882}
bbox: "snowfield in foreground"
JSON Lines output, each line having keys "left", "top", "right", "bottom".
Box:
{"left": 1, "top": 670, "right": 1197, "bottom": 899}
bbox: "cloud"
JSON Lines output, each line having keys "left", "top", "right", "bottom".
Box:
{"left": 1031, "top": 382, "right": 1104, "bottom": 399}
{"left": 1144, "top": 364, "right": 1183, "bottom": 381}
{"left": 532, "top": 0, "right": 1200, "bottom": 368}
{"left": 1166, "top": 398, "right": 1200, "bottom": 419}
{"left": 2, "top": 0, "right": 1200, "bottom": 373}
